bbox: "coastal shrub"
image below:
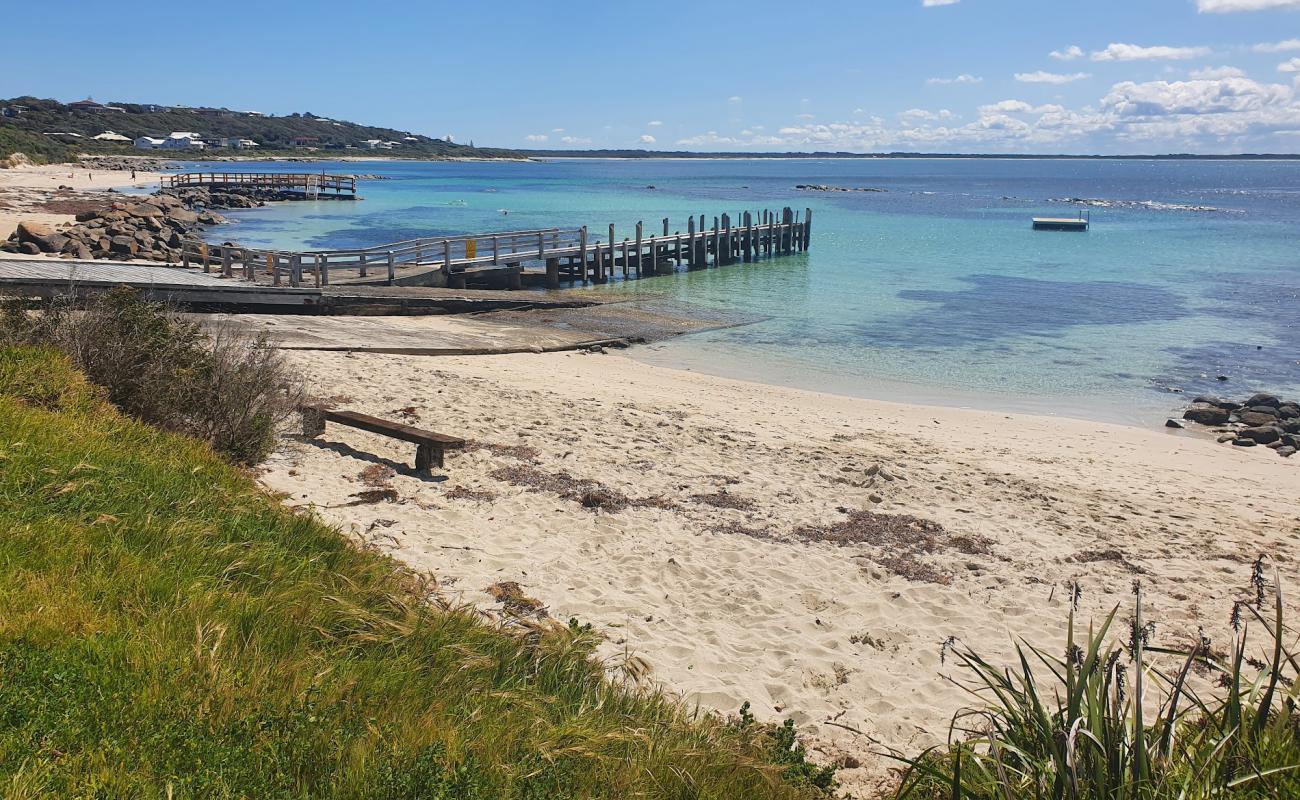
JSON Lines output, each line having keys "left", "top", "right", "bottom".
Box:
{"left": 892, "top": 569, "right": 1300, "bottom": 799}
{"left": 0, "top": 345, "right": 830, "bottom": 799}
{"left": 0, "top": 287, "right": 301, "bottom": 463}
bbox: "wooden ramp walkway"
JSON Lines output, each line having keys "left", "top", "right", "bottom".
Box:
{"left": 161, "top": 171, "right": 357, "bottom": 198}
{"left": 180, "top": 206, "right": 814, "bottom": 289}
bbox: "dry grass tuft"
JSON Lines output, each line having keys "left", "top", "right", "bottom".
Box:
{"left": 358, "top": 464, "right": 396, "bottom": 487}
{"left": 796, "top": 510, "right": 989, "bottom": 584}
{"left": 484, "top": 581, "right": 548, "bottom": 618}
{"left": 465, "top": 440, "right": 542, "bottom": 463}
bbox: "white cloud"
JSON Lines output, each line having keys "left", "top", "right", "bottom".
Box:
{"left": 524, "top": 134, "right": 548, "bottom": 142}
{"left": 551, "top": 127, "right": 565, "bottom": 133}
{"left": 1092, "top": 43, "right": 1213, "bottom": 61}
{"left": 1254, "top": 38, "right": 1300, "bottom": 52}
{"left": 1015, "top": 70, "right": 1091, "bottom": 84}
{"left": 922, "top": 0, "right": 959, "bottom": 5}
{"left": 1198, "top": 0, "right": 1300, "bottom": 10}
{"left": 669, "top": 73, "right": 1300, "bottom": 154}
{"left": 647, "top": 120, "right": 663, "bottom": 127}
{"left": 1051, "top": 45, "right": 1085, "bottom": 61}
{"left": 559, "top": 135, "right": 592, "bottom": 145}
{"left": 1280, "top": 58, "right": 1300, "bottom": 72}
{"left": 638, "top": 134, "right": 657, "bottom": 144}
{"left": 926, "top": 73, "right": 983, "bottom": 85}
{"left": 1189, "top": 65, "right": 1247, "bottom": 78}
{"left": 796, "top": 113, "right": 815, "bottom": 120}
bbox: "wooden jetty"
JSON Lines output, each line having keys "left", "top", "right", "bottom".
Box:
{"left": 1032, "top": 211, "right": 1089, "bottom": 231}
{"left": 180, "top": 206, "right": 814, "bottom": 289}
{"left": 161, "top": 171, "right": 357, "bottom": 199}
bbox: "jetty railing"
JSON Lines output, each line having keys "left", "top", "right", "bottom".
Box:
{"left": 161, "top": 172, "right": 357, "bottom": 196}
{"left": 179, "top": 207, "right": 812, "bottom": 289}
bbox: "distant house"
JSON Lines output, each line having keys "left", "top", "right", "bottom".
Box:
{"left": 43, "top": 132, "right": 83, "bottom": 138}
{"left": 216, "top": 137, "right": 259, "bottom": 149}
{"left": 289, "top": 136, "right": 320, "bottom": 147}
{"left": 160, "top": 132, "right": 206, "bottom": 150}
{"left": 68, "top": 97, "right": 125, "bottom": 113}
{"left": 361, "top": 139, "right": 393, "bottom": 150}
{"left": 1, "top": 105, "right": 27, "bottom": 118}
{"left": 134, "top": 136, "right": 166, "bottom": 149}
{"left": 93, "top": 131, "right": 132, "bottom": 142}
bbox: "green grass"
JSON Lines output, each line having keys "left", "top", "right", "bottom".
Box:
{"left": 892, "top": 578, "right": 1300, "bottom": 799}
{"left": 0, "top": 346, "right": 830, "bottom": 799}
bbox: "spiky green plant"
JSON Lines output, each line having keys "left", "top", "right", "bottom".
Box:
{"left": 894, "top": 568, "right": 1300, "bottom": 799}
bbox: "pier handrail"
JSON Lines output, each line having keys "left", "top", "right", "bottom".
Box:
{"left": 161, "top": 171, "right": 357, "bottom": 194}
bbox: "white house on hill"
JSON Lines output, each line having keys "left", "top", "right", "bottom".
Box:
{"left": 134, "top": 136, "right": 166, "bottom": 149}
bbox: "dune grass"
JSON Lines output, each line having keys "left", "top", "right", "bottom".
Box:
{"left": 892, "top": 575, "right": 1300, "bottom": 799}
{"left": 0, "top": 345, "right": 831, "bottom": 799}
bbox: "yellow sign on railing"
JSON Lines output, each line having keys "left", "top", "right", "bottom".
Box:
{"left": 465, "top": 239, "right": 477, "bottom": 259}
{"left": 266, "top": 254, "right": 274, "bottom": 274}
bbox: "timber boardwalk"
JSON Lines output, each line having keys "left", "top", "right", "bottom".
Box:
{"left": 182, "top": 206, "right": 814, "bottom": 289}
{"left": 161, "top": 171, "right": 357, "bottom": 199}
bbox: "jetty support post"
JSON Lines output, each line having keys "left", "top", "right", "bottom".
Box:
{"left": 686, "top": 216, "right": 696, "bottom": 269}
{"left": 221, "top": 247, "right": 233, "bottom": 278}
{"left": 634, "top": 222, "right": 643, "bottom": 277}
{"left": 711, "top": 218, "right": 720, "bottom": 267}
{"left": 579, "top": 226, "right": 589, "bottom": 284}
{"left": 442, "top": 240, "right": 451, "bottom": 281}
{"left": 314, "top": 253, "right": 323, "bottom": 287}
{"left": 290, "top": 254, "right": 302, "bottom": 288}
{"left": 742, "top": 212, "right": 752, "bottom": 263}
{"left": 804, "top": 207, "right": 813, "bottom": 250}
{"left": 386, "top": 251, "right": 395, "bottom": 286}
{"left": 545, "top": 257, "right": 560, "bottom": 289}
{"left": 272, "top": 254, "right": 282, "bottom": 287}
{"left": 621, "top": 239, "right": 629, "bottom": 277}
{"left": 359, "top": 252, "right": 368, "bottom": 278}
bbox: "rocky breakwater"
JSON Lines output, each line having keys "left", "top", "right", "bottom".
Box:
{"left": 795, "top": 184, "right": 888, "bottom": 193}
{"left": 1180, "top": 393, "right": 1300, "bottom": 458}
{"left": 2, "top": 191, "right": 228, "bottom": 263}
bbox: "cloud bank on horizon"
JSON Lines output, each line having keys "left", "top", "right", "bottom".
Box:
{"left": 528, "top": 0, "right": 1300, "bottom": 154}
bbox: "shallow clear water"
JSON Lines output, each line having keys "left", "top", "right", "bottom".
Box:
{"left": 183, "top": 157, "right": 1300, "bottom": 425}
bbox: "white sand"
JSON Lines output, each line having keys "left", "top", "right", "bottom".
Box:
{"left": 0, "top": 162, "right": 163, "bottom": 237}
{"left": 260, "top": 349, "right": 1300, "bottom": 797}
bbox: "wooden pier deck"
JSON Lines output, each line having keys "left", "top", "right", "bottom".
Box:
{"left": 181, "top": 206, "right": 814, "bottom": 289}
{"left": 161, "top": 171, "right": 357, "bottom": 198}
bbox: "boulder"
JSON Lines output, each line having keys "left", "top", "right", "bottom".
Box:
{"left": 1277, "top": 404, "right": 1300, "bottom": 420}
{"left": 74, "top": 210, "right": 100, "bottom": 222}
{"left": 1278, "top": 447, "right": 1297, "bottom": 458}
{"left": 1165, "top": 418, "right": 1185, "bottom": 429}
{"left": 165, "top": 207, "right": 199, "bottom": 225}
{"left": 126, "top": 203, "right": 164, "bottom": 218}
{"left": 1183, "top": 404, "right": 1230, "bottom": 425}
{"left": 1239, "top": 426, "right": 1281, "bottom": 445}
{"left": 109, "top": 235, "right": 139, "bottom": 256}
{"left": 1232, "top": 438, "right": 1257, "bottom": 447}
{"left": 1238, "top": 411, "right": 1279, "bottom": 427}
{"left": 1245, "top": 405, "right": 1279, "bottom": 417}
{"left": 74, "top": 243, "right": 91, "bottom": 259}
{"left": 16, "top": 221, "right": 68, "bottom": 253}
{"left": 18, "top": 242, "right": 40, "bottom": 255}
{"left": 1245, "top": 393, "right": 1281, "bottom": 408}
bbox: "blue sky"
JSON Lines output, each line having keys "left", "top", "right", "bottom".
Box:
{"left": 4, "top": 0, "right": 1300, "bottom": 153}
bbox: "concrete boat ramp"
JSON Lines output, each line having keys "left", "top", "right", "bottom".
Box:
{"left": 0, "top": 256, "right": 756, "bottom": 355}
{"left": 0, "top": 258, "right": 601, "bottom": 315}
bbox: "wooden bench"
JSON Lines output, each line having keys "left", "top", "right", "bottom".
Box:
{"left": 300, "top": 405, "right": 465, "bottom": 470}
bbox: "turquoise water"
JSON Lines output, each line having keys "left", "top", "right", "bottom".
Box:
{"left": 184, "top": 158, "right": 1300, "bottom": 425}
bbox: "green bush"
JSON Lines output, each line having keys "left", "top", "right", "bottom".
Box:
{"left": 893, "top": 570, "right": 1300, "bottom": 799}
{"left": 1, "top": 288, "right": 301, "bottom": 463}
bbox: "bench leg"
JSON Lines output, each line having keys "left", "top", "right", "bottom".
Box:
{"left": 300, "top": 407, "right": 325, "bottom": 437}
{"left": 415, "top": 443, "right": 443, "bottom": 471}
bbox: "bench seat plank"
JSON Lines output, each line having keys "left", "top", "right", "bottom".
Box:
{"left": 300, "top": 404, "right": 465, "bottom": 471}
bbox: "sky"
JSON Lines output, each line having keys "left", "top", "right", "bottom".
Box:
{"left": 4, "top": 0, "right": 1300, "bottom": 154}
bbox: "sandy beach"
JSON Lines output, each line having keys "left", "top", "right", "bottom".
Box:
{"left": 0, "top": 162, "right": 163, "bottom": 238}
{"left": 258, "top": 346, "right": 1300, "bottom": 797}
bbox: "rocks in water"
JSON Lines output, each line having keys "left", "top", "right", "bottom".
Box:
{"left": 1165, "top": 418, "right": 1185, "bottom": 429}
{"left": 1179, "top": 392, "right": 1300, "bottom": 459}
{"left": 1183, "top": 404, "right": 1229, "bottom": 425}
{"left": 795, "top": 184, "right": 887, "bottom": 193}
{"left": 1245, "top": 393, "right": 1281, "bottom": 408}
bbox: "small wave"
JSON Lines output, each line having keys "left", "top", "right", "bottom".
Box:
{"left": 1048, "top": 197, "right": 1243, "bottom": 214}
